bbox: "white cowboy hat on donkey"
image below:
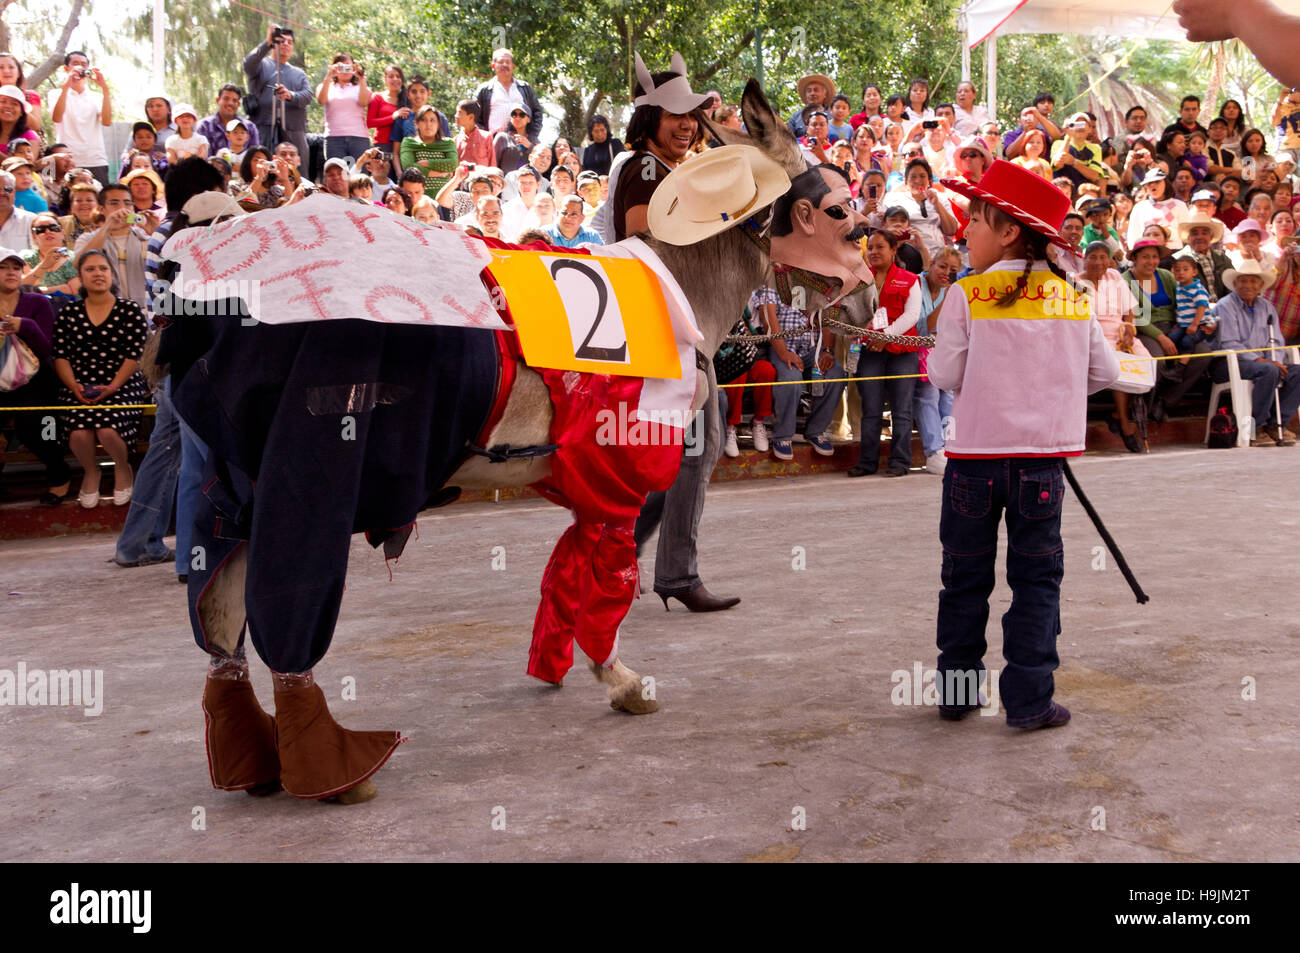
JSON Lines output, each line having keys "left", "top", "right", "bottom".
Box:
{"left": 647, "top": 145, "right": 791, "bottom": 245}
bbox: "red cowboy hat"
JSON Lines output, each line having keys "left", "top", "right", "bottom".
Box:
{"left": 940, "top": 159, "right": 1074, "bottom": 252}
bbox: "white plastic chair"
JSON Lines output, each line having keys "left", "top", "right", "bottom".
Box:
{"left": 1205, "top": 344, "right": 1300, "bottom": 446}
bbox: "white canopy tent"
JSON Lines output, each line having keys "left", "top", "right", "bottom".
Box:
{"left": 959, "top": 0, "right": 1300, "bottom": 117}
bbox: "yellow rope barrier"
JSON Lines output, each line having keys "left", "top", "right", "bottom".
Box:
{"left": 1, "top": 346, "right": 1291, "bottom": 405}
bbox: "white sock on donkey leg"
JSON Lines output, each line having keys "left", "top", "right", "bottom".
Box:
{"left": 589, "top": 657, "right": 659, "bottom": 714}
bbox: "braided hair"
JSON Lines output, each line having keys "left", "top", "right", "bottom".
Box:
{"left": 969, "top": 198, "right": 1070, "bottom": 307}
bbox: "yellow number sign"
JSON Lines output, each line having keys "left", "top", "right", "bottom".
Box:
{"left": 486, "top": 250, "right": 681, "bottom": 379}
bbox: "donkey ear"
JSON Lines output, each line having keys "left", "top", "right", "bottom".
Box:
{"left": 741, "top": 79, "right": 781, "bottom": 142}
{"left": 669, "top": 51, "right": 687, "bottom": 77}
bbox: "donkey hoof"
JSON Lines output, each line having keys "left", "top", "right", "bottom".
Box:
{"left": 327, "top": 779, "right": 378, "bottom": 805}
{"left": 609, "top": 683, "right": 659, "bottom": 715}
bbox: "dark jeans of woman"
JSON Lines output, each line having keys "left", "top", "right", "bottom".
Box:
{"left": 325, "top": 135, "right": 370, "bottom": 165}
{"left": 854, "top": 348, "right": 918, "bottom": 471}
{"left": 0, "top": 367, "right": 72, "bottom": 487}
{"left": 936, "top": 457, "right": 1065, "bottom": 724}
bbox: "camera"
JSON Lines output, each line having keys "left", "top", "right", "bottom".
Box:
{"left": 124, "top": 212, "right": 144, "bottom": 226}
{"left": 272, "top": 26, "right": 287, "bottom": 43}
{"left": 82, "top": 385, "right": 101, "bottom": 399}
{"left": 922, "top": 120, "right": 939, "bottom": 130}
{"left": 73, "top": 65, "right": 93, "bottom": 79}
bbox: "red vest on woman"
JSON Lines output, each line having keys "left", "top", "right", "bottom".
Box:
{"left": 879, "top": 264, "right": 921, "bottom": 353}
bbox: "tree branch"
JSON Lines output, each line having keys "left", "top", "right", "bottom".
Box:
{"left": 26, "top": 0, "right": 86, "bottom": 88}
{"left": 696, "top": 29, "right": 756, "bottom": 83}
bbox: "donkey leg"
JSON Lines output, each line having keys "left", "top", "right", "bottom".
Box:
{"left": 589, "top": 657, "right": 659, "bottom": 715}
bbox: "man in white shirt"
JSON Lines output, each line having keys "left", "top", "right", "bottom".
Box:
{"left": 0, "top": 171, "right": 35, "bottom": 248}
{"left": 49, "top": 51, "right": 112, "bottom": 186}
{"left": 473, "top": 48, "right": 542, "bottom": 138}
{"left": 499, "top": 166, "right": 540, "bottom": 240}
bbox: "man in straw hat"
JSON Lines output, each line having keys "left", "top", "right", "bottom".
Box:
{"left": 1210, "top": 257, "right": 1300, "bottom": 446}
{"left": 926, "top": 159, "right": 1120, "bottom": 728}
{"left": 787, "top": 73, "right": 835, "bottom": 139}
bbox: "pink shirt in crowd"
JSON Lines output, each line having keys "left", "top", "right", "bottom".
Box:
{"left": 324, "top": 83, "right": 368, "bottom": 138}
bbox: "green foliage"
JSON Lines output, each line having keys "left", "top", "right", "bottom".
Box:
{"left": 95, "top": 0, "right": 1286, "bottom": 146}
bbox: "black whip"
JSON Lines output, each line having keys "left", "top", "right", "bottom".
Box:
{"left": 1063, "top": 460, "right": 1149, "bottom": 604}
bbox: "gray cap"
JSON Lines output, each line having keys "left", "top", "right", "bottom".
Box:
{"left": 0, "top": 245, "right": 24, "bottom": 266}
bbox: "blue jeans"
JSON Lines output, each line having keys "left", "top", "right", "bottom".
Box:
{"left": 326, "top": 135, "right": 370, "bottom": 165}
{"left": 114, "top": 378, "right": 179, "bottom": 564}
{"left": 1167, "top": 324, "right": 1211, "bottom": 354}
{"left": 771, "top": 343, "right": 845, "bottom": 441}
{"left": 855, "top": 349, "right": 918, "bottom": 471}
{"left": 175, "top": 411, "right": 210, "bottom": 576}
{"left": 1211, "top": 357, "right": 1300, "bottom": 432}
{"left": 936, "top": 457, "right": 1066, "bottom": 724}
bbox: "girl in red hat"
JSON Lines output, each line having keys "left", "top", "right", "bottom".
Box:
{"left": 926, "top": 160, "right": 1120, "bottom": 729}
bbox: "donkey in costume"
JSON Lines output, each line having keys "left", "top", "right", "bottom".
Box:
{"left": 174, "top": 78, "right": 875, "bottom": 804}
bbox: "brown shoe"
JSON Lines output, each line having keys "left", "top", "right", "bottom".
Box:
{"left": 1250, "top": 429, "right": 1278, "bottom": 447}
{"left": 202, "top": 676, "right": 281, "bottom": 794}
{"left": 1274, "top": 426, "right": 1296, "bottom": 446}
{"left": 273, "top": 680, "right": 403, "bottom": 800}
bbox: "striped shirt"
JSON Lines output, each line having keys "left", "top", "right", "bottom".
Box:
{"left": 1174, "top": 277, "right": 1210, "bottom": 327}
{"left": 144, "top": 214, "right": 178, "bottom": 326}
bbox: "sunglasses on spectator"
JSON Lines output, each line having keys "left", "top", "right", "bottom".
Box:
{"left": 561, "top": 210, "right": 584, "bottom": 218}
{"left": 959, "top": 151, "right": 982, "bottom": 159}
{"left": 33, "top": 223, "right": 63, "bottom": 234}
{"left": 511, "top": 111, "right": 527, "bottom": 118}
{"left": 0, "top": 186, "right": 13, "bottom": 194}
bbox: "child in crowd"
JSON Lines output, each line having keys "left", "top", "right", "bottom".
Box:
{"left": 221, "top": 119, "right": 251, "bottom": 169}
{"left": 1081, "top": 198, "right": 1122, "bottom": 257}
{"left": 6, "top": 138, "right": 33, "bottom": 161}
{"left": 3, "top": 155, "right": 46, "bottom": 212}
{"left": 828, "top": 94, "right": 854, "bottom": 143}
{"left": 1169, "top": 256, "right": 1216, "bottom": 361}
{"left": 165, "top": 105, "right": 209, "bottom": 165}
{"left": 1185, "top": 130, "right": 1210, "bottom": 181}
{"left": 927, "top": 159, "right": 1119, "bottom": 729}
{"left": 347, "top": 173, "right": 373, "bottom": 204}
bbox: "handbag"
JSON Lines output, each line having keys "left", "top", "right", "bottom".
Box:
{"left": 712, "top": 309, "right": 759, "bottom": 385}
{"left": 0, "top": 333, "right": 40, "bottom": 392}
{"left": 1111, "top": 339, "right": 1156, "bottom": 394}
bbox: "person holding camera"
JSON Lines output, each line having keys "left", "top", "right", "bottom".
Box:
{"left": 242, "top": 24, "right": 312, "bottom": 164}
{"left": 71, "top": 184, "right": 150, "bottom": 309}
{"left": 49, "top": 52, "right": 112, "bottom": 188}
{"left": 20, "top": 213, "right": 79, "bottom": 296}
{"left": 316, "top": 53, "right": 372, "bottom": 165}
{"left": 237, "top": 146, "right": 295, "bottom": 210}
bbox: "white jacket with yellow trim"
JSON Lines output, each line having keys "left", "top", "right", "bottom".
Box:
{"left": 927, "top": 259, "right": 1121, "bottom": 456}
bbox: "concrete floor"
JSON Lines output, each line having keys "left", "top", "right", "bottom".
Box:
{"left": 2, "top": 445, "right": 1298, "bottom": 862}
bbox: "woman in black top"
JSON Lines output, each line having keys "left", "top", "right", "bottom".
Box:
{"left": 580, "top": 115, "right": 624, "bottom": 177}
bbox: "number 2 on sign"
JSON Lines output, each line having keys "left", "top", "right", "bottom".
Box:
{"left": 549, "top": 258, "right": 628, "bottom": 363}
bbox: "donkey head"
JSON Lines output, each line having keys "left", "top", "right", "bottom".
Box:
{"left": 704, "top": 79, "right": 806, "bottom": 181}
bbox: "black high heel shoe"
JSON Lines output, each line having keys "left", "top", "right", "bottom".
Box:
{"left": 658, "top": 586, "right": 741, "bottom": 612}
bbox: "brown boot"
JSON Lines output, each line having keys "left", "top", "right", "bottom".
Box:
{"left": 273, "top": 677, "right": 403, "bottom": 800}
{"left": 202, "top": 676, "right": 281, "bottom": 795}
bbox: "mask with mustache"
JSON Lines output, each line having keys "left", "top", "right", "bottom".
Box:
{"left": 769, "top": 165, "right": 874, "bottom": 294}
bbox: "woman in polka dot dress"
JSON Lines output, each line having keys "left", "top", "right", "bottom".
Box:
{"left": 51, "top": 249, "right": 150, "bottom": 508}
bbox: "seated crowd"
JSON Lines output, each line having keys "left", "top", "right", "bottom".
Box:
{"left": 2, "top": 41, "right": 1300, "bottom": 523}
